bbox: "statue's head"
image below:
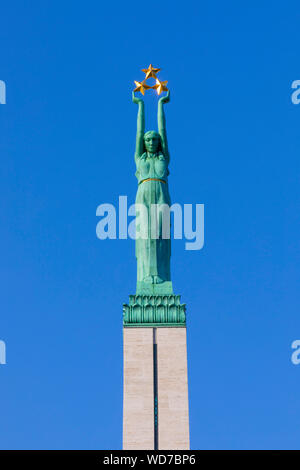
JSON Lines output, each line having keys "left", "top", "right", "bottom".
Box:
{"left": 144, "top": 130, "right": 161, "bottom": 154}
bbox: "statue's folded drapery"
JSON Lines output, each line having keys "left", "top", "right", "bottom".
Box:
{"left": 135, "top": 153, "right": 171, "bottom": 283}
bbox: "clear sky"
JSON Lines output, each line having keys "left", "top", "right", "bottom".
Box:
{"left": 1, "top": 1, "right": 300, "bottom": 450}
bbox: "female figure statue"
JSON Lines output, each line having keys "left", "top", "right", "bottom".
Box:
{"left": 132, "top": 90, "right": 171, "bottom": 285}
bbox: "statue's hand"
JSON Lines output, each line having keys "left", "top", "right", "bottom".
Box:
{"left": 159, "top": 90, "right": 170, "bottom": 105}
{"left": 132, "top": 91, "right": 143, "bottom": 104}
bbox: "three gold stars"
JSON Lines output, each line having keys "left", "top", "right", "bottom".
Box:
{"left": 133, "top": 64, "right": 168, "bottom": 95}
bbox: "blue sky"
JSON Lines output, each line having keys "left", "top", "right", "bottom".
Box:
{"left": 0, "top": 1, "right": 300, "bottom": 449}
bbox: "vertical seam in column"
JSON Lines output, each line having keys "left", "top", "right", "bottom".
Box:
{"left": 153, "top": 327, "right": 158, "bottom": 450}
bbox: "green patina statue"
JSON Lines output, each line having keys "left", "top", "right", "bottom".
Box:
{"left": 132, "top": 90, "right": 172, "bottom": 293}
{"left": 123, "top": 72, "right": 186, "bottom": 327}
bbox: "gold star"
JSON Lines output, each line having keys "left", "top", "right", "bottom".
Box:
{"left": 141, "top": 64, "right": 161, "bottom": 80}
{"left": 153, "top": 79, "right": 168, "bottom": 95}
{"left": 133, "top": 80, "right": 151, "bottom": 95}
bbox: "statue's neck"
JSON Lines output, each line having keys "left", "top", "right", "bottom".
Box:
{"left": 146, "top": 151, "right": 157, "bottom": 158}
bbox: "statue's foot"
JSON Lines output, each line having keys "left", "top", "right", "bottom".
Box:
{"left": 143, "top": 275, "right": 153, "bottom": 283}
{"left": 153, "top": 275, "right": 164, "bottom": 284}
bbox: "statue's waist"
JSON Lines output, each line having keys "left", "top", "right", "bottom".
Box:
{"left": 138, "top": 178, "right": 166, "bottom": 185}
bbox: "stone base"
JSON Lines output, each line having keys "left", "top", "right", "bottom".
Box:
{"left": 123, "top": 328, "right": 154, "bottom": 450}
{"left": 123, "top": 327, "right": 190, "bottom": 450}
{"left": 157, "top": 327, "right": 190, "bottom": 450}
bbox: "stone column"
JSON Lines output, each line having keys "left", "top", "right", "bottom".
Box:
{"left": 157, "top": 327, "right": 190, "bottom": 450}
{"left": 123, "top": 328, "right": 154, "bottom": 450}
{"left": 123, "top": 326, "right": 190, "bottom": 450}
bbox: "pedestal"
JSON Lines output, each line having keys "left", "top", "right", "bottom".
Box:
{"left": 122, "top": 292, "right": 190, "bottom": 450}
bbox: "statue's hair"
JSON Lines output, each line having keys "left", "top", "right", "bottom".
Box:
{"left": 143, "top": 130, "right": 162, "bottom": 153}
{"left": 144, "top": 130, "right": 159, "bottom": 138}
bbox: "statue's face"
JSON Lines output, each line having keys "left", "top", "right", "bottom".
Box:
{"left": 144, "top": 133, "right": 159, "bottom": 153}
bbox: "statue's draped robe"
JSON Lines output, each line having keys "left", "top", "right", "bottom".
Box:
{"left": 135, "top": 152, "right": 171, "bottom": 283}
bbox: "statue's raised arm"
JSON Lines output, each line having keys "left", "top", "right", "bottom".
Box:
{"left": 132, "top": 92, "right": 145, "bottom": 164}
{"left": 158, "top": 90, "right": 170, "bottom": 162}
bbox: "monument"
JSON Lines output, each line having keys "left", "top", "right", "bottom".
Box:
{"left": 123, "top": 65, "right": 190, "bottom": 450}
